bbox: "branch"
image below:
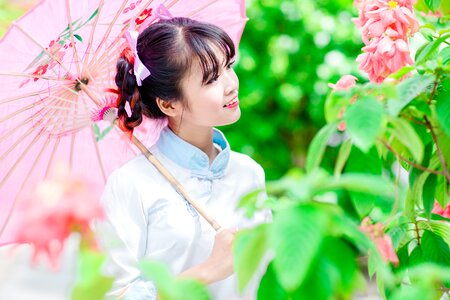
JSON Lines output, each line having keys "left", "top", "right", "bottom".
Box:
{"left": 428, "top": 77, "right": 439, "bottom": 104}
{"left": 424, "top": 116, "right": 450, "bottom": 185}
{"left": 380, "top": 139, "right": 444, "bottom": 175}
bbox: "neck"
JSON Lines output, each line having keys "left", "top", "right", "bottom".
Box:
{"left": 168, "top": 121, "right": 218, "bottom": 163}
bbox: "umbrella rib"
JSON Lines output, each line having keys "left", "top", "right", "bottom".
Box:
{"left": 12, "top": 23, "right": 75, "bottom": 79}
{"left": 88, "top": 45, "right": 121, "bottom": 82}
{"left": 0, "top": 130, "right": 47, "bottom": 238}
{"left": 90, "top": 124, "right": 107, "bottom": 182}
{"left": 12, "top": 23, "right": 96, "bottom": 104}
{"left": 0, "top": 90, "right": 52, "bottom": 105}
{"left": 0, "top": 135, "right": 53, "bottom": 239}
{"left": 83, "top": 0, "right": 105, "bottom": 67}
{"left": 90, "top": 0, "right": 131, "bottom": 64}
{"left": 88, "top": 0, "right": 155, "bottom": 69}
{"left": 65, "top": 0, "right": 82, "bottom": 77}
{"left": 0, "top": 119, "right": 32, "bottom": 143}
{"left": 0, "top": 72, "right": 69, "bottom": 82}
{"left": 44, "top": 136, "right": 61, "bottom": 179}
{"left": 187, "top": 0, "right": 218, "bottom": 17}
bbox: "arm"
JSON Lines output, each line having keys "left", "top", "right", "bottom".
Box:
{"left": 95, "top": 170, "right": 157, "bottom": 300}
{"left": 177, "top": 228, "right": 236, "bottom": 284}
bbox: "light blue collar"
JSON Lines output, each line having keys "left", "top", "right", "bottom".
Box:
{"left": 156, "top": 127, "right": 230, "bottom": 179}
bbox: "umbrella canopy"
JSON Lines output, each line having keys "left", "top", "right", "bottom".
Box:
{"left": 0, "top": 0, "right": 248, "bottom": 242}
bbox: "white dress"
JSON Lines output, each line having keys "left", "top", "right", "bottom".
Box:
{"left": 96, "top": 127, "right": 268, "bottom": 300}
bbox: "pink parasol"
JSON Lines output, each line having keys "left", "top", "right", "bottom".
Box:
{"left": 0, "top": 0, "right": 248, "bottom": 243}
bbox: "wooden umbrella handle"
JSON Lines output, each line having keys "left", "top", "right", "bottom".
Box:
{"left": 131, "top": 134, "right": 222, "bottom": 232}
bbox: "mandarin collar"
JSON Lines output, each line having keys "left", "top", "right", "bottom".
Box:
{"left": 155, "top": 127, "right": 230, "bottom": 179}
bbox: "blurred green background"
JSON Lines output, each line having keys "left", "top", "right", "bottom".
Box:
{"left": 0, "top": 0, "right": 364, "bottom": 180}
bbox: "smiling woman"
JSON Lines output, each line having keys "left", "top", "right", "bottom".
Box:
{"left": 96, "top": 16, "right": 270, "bottom": 300}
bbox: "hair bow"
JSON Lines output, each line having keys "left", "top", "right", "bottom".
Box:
{"left": 125, "top": 22, "right": 151, "bottom": 86}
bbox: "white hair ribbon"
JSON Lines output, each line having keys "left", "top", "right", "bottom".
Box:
{"left": 125, "top": 22, "right": 151, "bottom": 86}
{"left": 155, "top": 4, "right": 173, "bottom": 20}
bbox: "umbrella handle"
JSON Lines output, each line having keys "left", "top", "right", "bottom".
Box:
{"left": 131, "top": 134, "right": 222, "bottom": 232}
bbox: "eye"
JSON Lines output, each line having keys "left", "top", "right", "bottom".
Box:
{"left": 207, "top": 75, "right": 219, "bottom": 84}
{"left": 227, "top": 60, "right": 236, "bottom": 69}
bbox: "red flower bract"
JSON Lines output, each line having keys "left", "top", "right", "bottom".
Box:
{"left": 9, "top": 163, "right": 104, "bottom": 268}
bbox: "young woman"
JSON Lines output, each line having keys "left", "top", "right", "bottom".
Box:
{"left": 97, "top": 17, "right": 268, "bottom": 299}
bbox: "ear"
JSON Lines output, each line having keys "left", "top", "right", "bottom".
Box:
{"left": 156, "top": 97, "right": 182, "bottom": 117}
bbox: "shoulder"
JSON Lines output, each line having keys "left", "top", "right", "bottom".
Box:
{"left": 103, "top": 154, "right": 162, "bottom": 201}
{"left": 228, "top": 151, "right": 265, "bottom": 185}
{"left": 106, "top": 155, "right": 149, "bottom": 185}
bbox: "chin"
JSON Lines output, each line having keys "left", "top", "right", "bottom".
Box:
{"left": 220, "top": 110, "right": 241, "bottom": 126}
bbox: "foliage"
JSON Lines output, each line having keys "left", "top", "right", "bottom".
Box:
{"left": 140, "top": 260, "right": 212, "bottom": 300}
{"left": 221, "top": 0, "right": 363, "bottom": 179}
{"left": 232, "top": 1, "right": 450, "bottom": 299}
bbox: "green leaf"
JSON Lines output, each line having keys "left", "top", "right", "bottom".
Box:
{"left": 349, "top": 192, "right": 375, "bottom": 217}
{"left": 234, "top": 224, "right": 268, "bottom": 291}
{"left": 387, "top": 75, "right": 434, "bottom": 116}
{"left": 334, "top": 139, "right": 352, "bottom": 176}
{"left": 421, "top": 230, "right": 450, "bottom": 266}
{"left": 237, "top": 188, "right": 265, "bottom": 218}
{"left": 390, "top": 285, "right": 437, "bottom": 300}
{"left": 93, "top": 124, "right": 100, "bottom": 137}
{"left": 424, "top": 0, "right": 441, "bottom": 12}
{"left": 405, "top": 171, "right": 431, "bottom": 217}
{"left": 419, "top": 220, "right": 450, "bottom": 247}
{"left": 388, "top": 117, "right": 424, "bottom": 162}
{"left": 422, "top": 174, "right": 437, "bottom": 218}
{"left": 344, "top": 97, "right": 384, "bottom": 152}
{"left": 74, "top": 34, "right": 83, "bottom": 42}
{"left": 435, "top": 175, "right": 450, "bottom": 208}
{"left": 305, "top": 123, "right": 336, "bottom": 172}
{"left": 415, "top": 34, "right": 450, "bottom": 65}
{"left": 388, "top": 66, "right": 416, "bottom": 80}
{"left": 140, "top": 260, "right": 177, "bottom": 300}
{"left": 257, "top": 263, "right": 288, "bottom": 300}
{"left": 420, "top": 27, "right": 435, "bottom": 42}
{"left": 436, "top": 78, "right": 450, "bottom": 136}
{"left": 438, "top": 46, "right": 450, "bottom": 65}
{"left": 71, "top": 249, "right": 113, "bottom": 300}
{"left": 176, "top": 280, "right": 211, "bottom": 300}
{"left": 320, "top": 237, "right": 360, "bottom": 293}
{"left": 323, "top": 174, "right": 395, "bottom": 197}
{"left": 269, "top": 204, "right": 327, "bottom": 291}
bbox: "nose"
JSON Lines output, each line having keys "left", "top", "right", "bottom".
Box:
{"left": 223, "top": 68, "right": 239, "bottom": 96}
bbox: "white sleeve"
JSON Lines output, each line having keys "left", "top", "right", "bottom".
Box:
{"left": 95, "top": 169, "right": 157, "bottom": 300}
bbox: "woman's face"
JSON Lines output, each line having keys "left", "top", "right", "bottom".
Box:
{"left": 176, "top": 48, "right": 240, "bottom": 130}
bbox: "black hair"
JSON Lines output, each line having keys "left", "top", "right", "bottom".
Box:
{"left": 115, "top": 17, "right": 235, "bottom": 133}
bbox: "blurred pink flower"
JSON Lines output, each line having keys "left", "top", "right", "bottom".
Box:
{"left": 328, "top": 75, "right": 358, "bottom": 91}
{"left": 432, "top": 202, "right": 450, "bottom": 219}
{"left": 353, "top": 0, "right": 419, "bottom": 83}
{"left": 356, "top": 30, "right": 414, "bottom": 82}
{"left": 360, "top": 217, "right": 399, "bottom": 266}
{"left": 10, "top": 163, "right": 104, "bottom": 268}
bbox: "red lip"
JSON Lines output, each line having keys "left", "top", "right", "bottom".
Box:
{"left": 225, "top": 100, "right": 239, "bottom": 108}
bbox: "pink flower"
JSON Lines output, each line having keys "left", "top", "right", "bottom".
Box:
{"left": 10, "top": 163, "right": 104, "bottom": 268}
{"left": 353, "top": 0, "right": 419, "bottom": 83}
{"left": 328, "top": 75, "right": 358, "bottom": 91}
{"left": 432, "top": 202, "right": 450, "bottom": 219}
{"left": 360, "top": 217, "right": 399, "bottom": 266}
{"left": 356, "top": 29, "right": 413, "bottom": 82}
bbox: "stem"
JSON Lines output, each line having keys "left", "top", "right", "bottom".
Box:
{"left": 424, "top": 116, "right": 450, "bottom": 185}
{"left": 414, "top": 220, "right": 421, "bottom": 246}
{"left": 386, "top": 160, "right": 401, "bottom": 225}
{"left": 380, "top": 139, "right": 444, "bottom": 175}
{"left": 428, "top": 75, "right": 440, "bottom": 105}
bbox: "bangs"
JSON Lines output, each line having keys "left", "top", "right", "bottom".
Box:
{"left": 183, "top": 24, "right": 235, "bottom": 84}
